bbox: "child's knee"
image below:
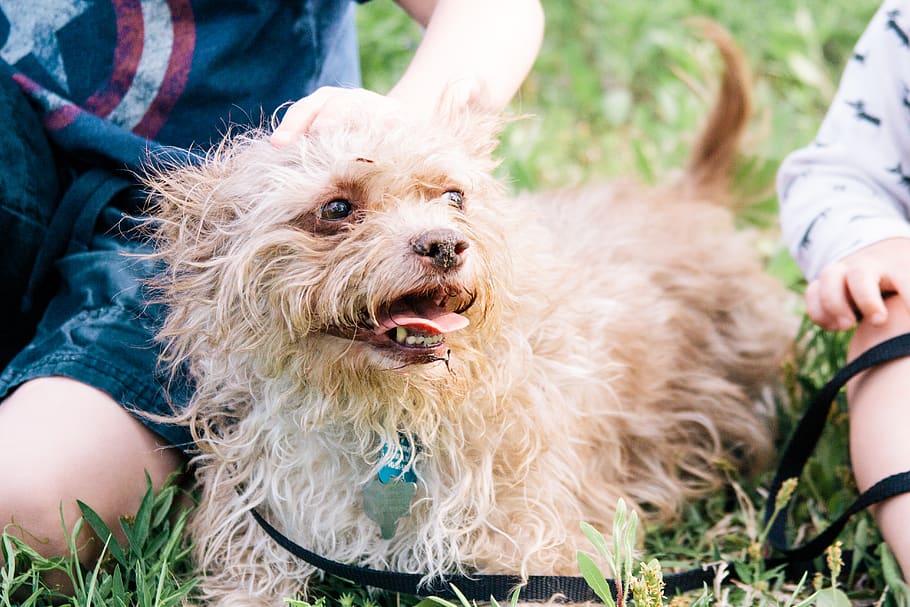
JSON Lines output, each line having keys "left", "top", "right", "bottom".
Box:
{"left": 0, "top": 377, "right": 186, "bottom": 560}
{"left": 0, "top": 467, "right": 95, "bottom": 559}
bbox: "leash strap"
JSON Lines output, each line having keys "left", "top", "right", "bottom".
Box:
{"left": 249, "top": 507, "right": 722, "bottom": 602}
{"left": 764, "top": 332, "right": 910, "bottom": 560}
{"left": 249, "top": 332, "right": 910, "bottom": 602}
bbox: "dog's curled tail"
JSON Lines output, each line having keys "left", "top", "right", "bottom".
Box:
{"left": 680, "top": 18, "right": 752, "bottom": 202}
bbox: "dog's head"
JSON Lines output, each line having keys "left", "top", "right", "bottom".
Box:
{"left": 148, "top": 103, "right": 513, "bottom": 384}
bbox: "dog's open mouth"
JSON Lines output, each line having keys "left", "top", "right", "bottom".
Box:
{"left": 328, "top": 291, "right": 473, "bottom": 362}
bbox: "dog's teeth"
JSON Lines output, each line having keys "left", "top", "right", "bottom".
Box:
{"left": 392, "top": 326, "right": 444, "bottom": 347}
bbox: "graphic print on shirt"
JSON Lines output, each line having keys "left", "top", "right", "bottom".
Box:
{"left": 888, "top": 163, "right": 910, "bottom": 193}
{"left": 845, "top": 100, "right": 882, "bottom": 126}
{"left": 799, "top": 209, "right": 829, "bottom": 251}
{"left": 887, "top": 9, "right": 910, "bottom": 47}
{"left": 0, "top": 0, "right": 195, "bottom": 139}
{"left": 0, "top": 0, "right": 89, "bottom": 94}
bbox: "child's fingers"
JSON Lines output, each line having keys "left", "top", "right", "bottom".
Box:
{"left": 815, "top": 262, "right": 857, "bottom": 330}
{"left": 845, "top": 267, "right": 888, "bottom": 325}
{"left": 270, "top": 87, "right": 403, "bottom": 147}
{"left": 270, "top": 88, "right": 336, "bottom": 146}
{"left": 805, "top": 280, "right": 843, "bottom": 331}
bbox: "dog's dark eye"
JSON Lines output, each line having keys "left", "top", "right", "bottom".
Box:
{"left": 443, "top": 190, "right": 464, "bottom": 209}
{"left": 320, "top": 199, "right": 353, "bottom": 221}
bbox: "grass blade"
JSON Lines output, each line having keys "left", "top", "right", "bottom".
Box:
{"left": 78, "top": 500, "right": 127, "bottom": 566}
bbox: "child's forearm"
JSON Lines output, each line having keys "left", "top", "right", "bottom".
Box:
{"left": 269, "top": 0, "right": 543, "bottom": 145}
{"left": 390, "top": 0, "right": 544, "bottom": 112}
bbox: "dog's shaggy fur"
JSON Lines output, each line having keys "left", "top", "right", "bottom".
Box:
{"left": 148, "top": 25, "right": 794, "bottom": 607}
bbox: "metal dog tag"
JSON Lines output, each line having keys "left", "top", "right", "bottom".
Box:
{"left": 362, "top": 478, "right": 417, "bottom": 540}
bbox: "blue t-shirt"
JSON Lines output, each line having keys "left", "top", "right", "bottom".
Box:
{"left": 0, "top": 0, "right": 363, "bottom": 170}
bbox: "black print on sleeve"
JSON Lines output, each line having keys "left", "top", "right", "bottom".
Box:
{"left": 800, "top": 209, "right": 830, "bottom": 250}
{"left": 846, "top": 100, "right": 882, "bottom": 126}
{"left": 886, "top": 9, "right": 910, "bottom": 47}
{"left": 889, "top": 163, "right": 910, "bottom": 192}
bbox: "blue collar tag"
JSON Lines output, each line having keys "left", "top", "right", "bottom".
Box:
{"left": 364, "top": 434, "right": 419, "bottom": 538}
{"left": 377, "top": 434, "right": 418, "bottom": 484}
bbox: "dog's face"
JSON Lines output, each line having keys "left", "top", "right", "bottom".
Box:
{"left": 150, "top": 107, "right": 512, "bottom": 378}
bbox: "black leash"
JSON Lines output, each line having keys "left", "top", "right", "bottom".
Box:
{"left": 249, "top": 507, "right": 722, "bottom": 602}
{"left": 764, "top": 332, "right": 910, "bottom": 561}
{"left": 249, "top": 332, "right": 910, "bottom": 602}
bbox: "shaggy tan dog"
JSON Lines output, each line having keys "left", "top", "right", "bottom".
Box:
{"left": 148, "top": 25, "right": 794, "bottom": 607}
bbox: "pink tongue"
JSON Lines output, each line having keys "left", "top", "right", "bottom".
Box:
{"left": 377, "top": 299, "right": 470, "bottom": 335}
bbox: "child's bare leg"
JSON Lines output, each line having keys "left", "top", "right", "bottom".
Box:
{"left": 0, "top": 377, "right": 185, "bottom": 565}
{"left": 847, "top": 295, "right": 910, "bottom": 577}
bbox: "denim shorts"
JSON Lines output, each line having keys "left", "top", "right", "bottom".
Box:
{"left": 0, "top": 69, "right": 192, "bottom": 451}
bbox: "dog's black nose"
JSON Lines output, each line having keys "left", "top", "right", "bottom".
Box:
{"left": 411, "top": 229, "right": 469, "bottom": 271}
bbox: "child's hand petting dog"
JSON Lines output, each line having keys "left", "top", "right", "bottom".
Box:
{"left": 270, "top": 80, "right": 483, "bottom": 146}
{"left": 269, "top": 87, "right": 400, "bottom": 146}
{"left": 805, "top": 237, "right": 910, "bottom": 331}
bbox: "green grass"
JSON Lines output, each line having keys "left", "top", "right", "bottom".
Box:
{"left": 2, "top": 1, "right": 894, "bottom": 605}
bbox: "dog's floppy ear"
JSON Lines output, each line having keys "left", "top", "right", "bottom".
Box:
{"left": 434, "top": 81, "right": 504, "bottom": 160}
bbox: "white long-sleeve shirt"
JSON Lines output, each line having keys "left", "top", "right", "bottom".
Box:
{"left": 778, "top": 0, "right": 910, "bottom": 280}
